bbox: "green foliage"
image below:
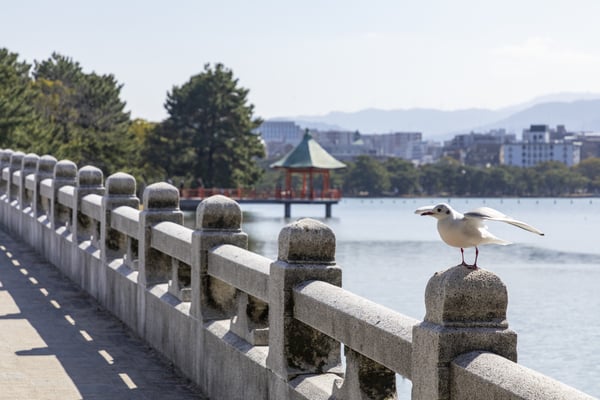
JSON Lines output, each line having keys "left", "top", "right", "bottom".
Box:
{"left": 384, "top": 157, "right": 419, "bottom": 195}
{"left": 127, "top": 118, "right": 165, "bottom": 189}
{"left": 342, "top": 156, "right": 390, "bottom": 196}
{"left": 337, "top": 155, "right": 595, "bottom": 197}
{"left": 159, "top": 63, "right": 265, "bottom": 188}
{"left": 576, "top": 158, "right": 600, "bottom": 193}
{"left": 29, "top": 53, "right": 133, "bottom": 174}
{"left": 0, "top": 48, "right": 38, "bottom": 148}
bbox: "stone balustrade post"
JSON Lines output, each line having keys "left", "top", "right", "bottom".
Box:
{"left": 29, "top": 155, "right": 57, "bottom": 254}
{"left": 334, "top": 347, "right": 398, "bottom": 400}
{"left": 190, "top": 195, "right": 247, "bottom": 322}
{"left": 0, "top": 149, "right": 12, "bottom": 185}
{"left": 100, "top": 172, "right": 139, "bottom": 264}
{"left": 137, "top": 182, "right": 183, "bottom": 336}
{"left": 72, "top": 166, "right": 104, "bottom": 244}
{"left": 0, "top": 149, "right": 14, "bottom": 227}
{"left": 7, "top": 151, "right": 25, "bottom": 206}
{"left": 138, "top": 182, "right": 183, "bottom": 287}
{"left": 267, "top": 218, "right": 343, "bottom": 398}
{"left": 411, "top": 265, "right": 517, "bottom": 400}
{"left": 17, "top": 153, "right": 40, "bottom": 245}
{"left": 0, "top": 149, "right": 13, "bottom": 183}
{"left": 50, "top": 160, "right": 77, "bottom": 230}
{"left": 32, "top": 155, "right": 57, "bottom": 219}
{"left": 6, "top": 151, "right": 25, "bottom": 233}
{"left": 19, "top": 153, "right": 40, "bottom": 212}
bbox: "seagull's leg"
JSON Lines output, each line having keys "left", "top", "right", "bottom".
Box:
{"left": 467, "top": 247, "right": 479, "bottom": 270}
{"left": 460, "top": 248, "right": 468, "bottom": 267}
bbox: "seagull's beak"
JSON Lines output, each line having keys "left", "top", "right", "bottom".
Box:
{"left": 415, "top": 205, "right": 435, "bottom": 216}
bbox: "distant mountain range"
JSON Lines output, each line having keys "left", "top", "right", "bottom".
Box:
{"left": 273, "top": 93, "right": 600, "bottom": 140}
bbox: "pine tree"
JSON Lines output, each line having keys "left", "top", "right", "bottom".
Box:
{"left": 0, "top": 48, "right": 36, "bottom": 148}
{"left": 32, "top": 53, "right": 133, "bottom": 174}
{"left": 161, "top": 63, "right": 265, "bottom": 188}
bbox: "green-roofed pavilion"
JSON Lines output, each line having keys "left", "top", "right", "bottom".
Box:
{"left": 270, "top": 131, "right": 346, "bottom": 200}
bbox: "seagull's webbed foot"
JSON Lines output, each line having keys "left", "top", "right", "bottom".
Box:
{"left": 459, "top": 247, "right": 479, "bottom": 269}
{"left": 466, "top": 247, "right": 480, "bottom": 269}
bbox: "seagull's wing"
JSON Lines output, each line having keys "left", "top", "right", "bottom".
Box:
{"left": 464, "top": 207, "right": 544, "bottom": 236}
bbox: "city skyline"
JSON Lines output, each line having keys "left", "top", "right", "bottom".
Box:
{"left": 4, "top": 1, "right": 600, "bottom": 122}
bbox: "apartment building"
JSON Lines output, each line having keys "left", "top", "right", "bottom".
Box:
{"left": 256, "top": 121, "right": 304, "bottom": 157}
{"left": 501, "top": 125, "right": 581, "bottom": 167}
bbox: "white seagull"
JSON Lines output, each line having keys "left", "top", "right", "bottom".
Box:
{"left": 415, "top": 203, "right": 544, "bottom": 268}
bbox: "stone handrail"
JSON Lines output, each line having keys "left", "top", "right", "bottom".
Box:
{"left": 111, "top": 205, "right": 140, "bottom": 239}
{"left": 451, "top": 351, "right": 595, "bottom": 400}
{"left": 151, "top": 221, "right": 193, "bottom": 265}
{"left": 0, "top": 147, "right": 596, "bottom": 400}
{"left": 208, "top": 244, "right": 270, "bottom": 302}
{"left": 57, "top": 185, "right": 75, "bottom": 208}
{"left": 81, "top": 194, "right": 103, "bottom": 222}
{"left": 293, "top": 280, "right": 417, "bottom": 380}
{"left": 39, "top": 179, "right": 54, "bottom": 205}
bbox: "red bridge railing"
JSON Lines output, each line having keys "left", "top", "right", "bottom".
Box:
{"left": 180, "top": 188, "right": 342, "bottom": 201}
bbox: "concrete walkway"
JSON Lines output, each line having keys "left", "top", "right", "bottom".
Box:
{"left": 0, "top": 228, "right": 205, "bottom": 400}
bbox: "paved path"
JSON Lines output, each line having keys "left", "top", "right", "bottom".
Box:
{"left": 0, "top": 228, "right": 205, "bottom": 400}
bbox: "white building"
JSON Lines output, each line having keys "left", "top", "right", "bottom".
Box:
{"left": 362, "top": 132, "right": 423, "bottom": 160}
{"left": 501, "top": 125, "right": 581, "bottom": 167}
{"left": 256, "top": 121, "right": 304, "bottom": 157}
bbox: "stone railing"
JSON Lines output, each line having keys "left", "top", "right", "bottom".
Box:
{"left": 0, "top": 148, "right": 595, "bottom": 400}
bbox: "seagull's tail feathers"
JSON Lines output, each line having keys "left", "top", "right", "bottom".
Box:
{"left": 466, "top": 207, "right": 544, "bottom": 236}
{"left": 479, "top": 229, "right": 512, "bottom": 246}
{"left": 484, "top": 237, "right": 512, "bottom": 246}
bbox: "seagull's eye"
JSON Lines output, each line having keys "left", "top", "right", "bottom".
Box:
{"left": 437, "top": 208, "right": 442, "bottom": 212}
{"left": 446, "top": 210, "right": 450, "bottom": 215}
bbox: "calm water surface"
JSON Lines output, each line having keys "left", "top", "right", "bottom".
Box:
{"left": 231, "top": 197, "right": 599, "bottom": 397}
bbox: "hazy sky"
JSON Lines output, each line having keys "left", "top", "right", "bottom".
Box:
{"left": 3, "top": 1, "right": 600, "bottom": 121}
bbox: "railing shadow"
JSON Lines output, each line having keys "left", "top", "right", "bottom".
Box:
{"left": 0, "top": 228, "right": 204, "bottom": 399}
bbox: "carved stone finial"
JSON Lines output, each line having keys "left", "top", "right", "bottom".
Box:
{"left": 143, "top": 182, "right": 179, "bottom": 210}
{"left": 106, "top": 172, "right": 136, "bottom": 196}
{"left": 196, "top": 194, "right": 242, "bottom": 230}
{"left": 277, "top": 218, "right": 336, "bottom": 264}
{"left": 424, "top": 265, "right": 508, "bottom": 328}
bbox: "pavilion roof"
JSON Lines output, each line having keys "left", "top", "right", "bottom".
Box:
{"left": 270, "top": 132, "right": 346, "bottom": 170}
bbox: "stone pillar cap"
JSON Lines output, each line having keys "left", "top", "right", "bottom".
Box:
{"left": 278, "top": 218, "right": 336, "bottom": 264}
{"left": 54, "top": 160, "right": 78, "bottom": 179}
{"left": 78, "top": 165, "right": 103, "bottom": 187}
{"left": 9, "top": 151, "right": 25, "bottom": 168}
{"left": 196, "top": 194, "right": 241, "bottom": 230}
{"left": 424, "top": 266, "right": 508, "bottom": 328}
{"left": 37, "top": 155, "right": 57, "bottom": 175}
{"left": 143, "top": 182, "right": 179, "bottom": 210}
{"left": 106, "top": 172, "right": 136, "bottom": 196}
{"left": 22, "top": 153, "right": 40, "bottom": 170}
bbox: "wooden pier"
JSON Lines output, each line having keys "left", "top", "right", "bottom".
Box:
{"left": 179, "top": 188, "right": 341, "bottom": 218}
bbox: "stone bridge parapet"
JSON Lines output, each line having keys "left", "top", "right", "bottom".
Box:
{"left": 0, "top": 148, "right": 595, "bottom": 400}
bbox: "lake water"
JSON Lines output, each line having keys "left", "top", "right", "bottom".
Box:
{"left": 226, "top": 197, "right": 600, "bottom": 398}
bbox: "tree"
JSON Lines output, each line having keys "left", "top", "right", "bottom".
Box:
{"left": 384, "top": 157, "right": 418, "bottom": 195}
{"left": 576, "top": 157, "right": 600, "bottom": 193}
{"left": 127, "top": 118, "right": 165, "bottom": 190}
{"left": 0, "top": 48, "right": 37, "bottom": 148}
{"left": 162, "top": 63, "right": 265, "bottom": 188}
{"left": 534, "top": 161, "right": 584, "bottom": 196}
{"left": 342, "top": 156, "right": 390, "bottom": 196}
{"left": 418, "top": 163, "right": 444, "bottom": 195}
{"left": 31, "top": 53, "right": 133, "bottom": 173}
